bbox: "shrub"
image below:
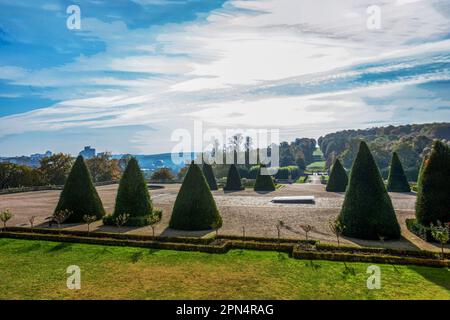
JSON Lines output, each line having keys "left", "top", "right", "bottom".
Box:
{"left": 54, "top": 156, "right": 105, "bottom": 223}
{"left": 202, "top": 163, "right": 218, "bottom": 190}
{"left": 415, "top": 140, "right": 450, "bottom": 226}
{"left": 254, "top": 166, "right": 276, "bottom": 191}
{"left": 248, "top": 166, "right": 260, "bottom": 179}
{"left": 169, "top": 162, "right": 222, "bottom": 230}
{"left": 326, "top": 158, "right": 348, "bottom": 192}
{"left": 274, "top": 167, "right": 290, "bottom": 180}
{"left": 223, "top": 164, "right": 244, "bottom": 191}
{"left": 104, "top": 158, "right": 156, "bottom": 227}
{"left": 338, "top": 141, "right": 401, "bottom": 240}
{"left": 386, "top": 152, "right": 411, "bottom": 192}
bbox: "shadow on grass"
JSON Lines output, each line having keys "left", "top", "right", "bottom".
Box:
{"left": 407, "top": 265, "right": 450, "bottom": 291}
{"left": 48, "top": 242, "right": 72, "bottom": 253}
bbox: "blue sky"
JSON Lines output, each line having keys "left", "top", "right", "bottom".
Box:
{"left": 0, "top": 0, "right": 449, "bottom": 156}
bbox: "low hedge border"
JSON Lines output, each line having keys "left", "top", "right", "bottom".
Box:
{"left": 1, "top": 227, "right": 448, "bottom": 267}
{"left": 3, "top": 227, "right": 214, "bottom": 245}
{"left": 316, "top": 242, "right": 450, "bottom": 260}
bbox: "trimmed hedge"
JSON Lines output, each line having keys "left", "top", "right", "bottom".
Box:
{"left": 254, "top": 165, "right": 276, "bottom": 191}
{"left": 415, "top": 140, "right": 450, "bottom": 226}
{"left": 339, "top": 141, "right": 401, "bottom": 240}
{"left": 169, "top": 162, "right": 222, "bottom": 230}
{"left": 326, "top": 158, "right": 348, "bottom": 192}
{"left": 202, "top": 163, "right": 218, "bottom": 190}
{"left": 54, "top": 156, "right": 105, "bottom": 223}
{"left": 224, "top": 164, "right": 244, "bottom": 191}
{"left": 386, "top": 152, "right": 411, "bottom": 192}
{"left": 1, "top": 229, "right": 448, "bottom": 267}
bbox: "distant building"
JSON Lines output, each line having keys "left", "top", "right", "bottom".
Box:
{"left": 79, "top": 146, "right": 96, "bottom": 159}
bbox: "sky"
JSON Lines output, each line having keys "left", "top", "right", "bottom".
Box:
{"left": 0, "top": 0, "right": 449, "bottom": 156}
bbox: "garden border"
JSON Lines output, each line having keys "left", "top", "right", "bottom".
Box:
{"left": 0, "top": 227, "right": 448, "bottom": 267}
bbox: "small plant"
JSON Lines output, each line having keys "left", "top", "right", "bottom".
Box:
{"left": 242, "top": 226, "right": 246, "bottom": 239}
{"left": 276, "top": 220, "right": 284, "bottom": 242}
{"left": 147, "top": 211, "right": 162, "bottom": 237}
{"left": 29, "top": 216, "right": 37, "bottom": 232}
{"left": 52, "top": 209, "right": 72, "bottom": 233}
{"left": 430, "top": 221, "right": 449, "bottom": 259}
{"left": 0, "top": 209, "right": 13, "bottom": 230}
{"left": 210, "top": 220, "right": 221, "bottom": 237}
{"left": 115, "top": 213, "right": 130, "bottom": 229}
{"left": 83, "top": 214, "right": 97, "bottom": 234}
{"left": 300, "top": 224, "right": 314, "bottom": 241}
{"left": 329, "top": 218, "right": 345, "bottom": 247}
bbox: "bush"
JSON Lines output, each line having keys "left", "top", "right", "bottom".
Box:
{"left": 274, "top": 167, "right": 290, "bottom": 180}
{"left": 202, "top": 163, "right": 218, "bottom": 190}
{"left": 248, "top": 166, "right": 260, "bottom": 179}
{"left": 326, "top": 158, "right": 348, "bottom": 192}
{"left": 103, "top": 158, "right": 156, "bottom": 227}
{"left": 415, "top": 140, "right": 450, "bottom": 226}
{"left": 223, "top": 164, "right": 244, "bottom": 191}
{"left": 54, "top": 156, "right": 105, "bottom": 223}
{"left": 254, "top": 166, "right": 276, "bottom": 191}
{"left": 386, "top": 152, "right": 410, "bottom": 192}
{"left": 169, "top": 162, "right": 222, "bottom": 230}
{"left": 339, "top": 141, "right": 401, "bottom": 240}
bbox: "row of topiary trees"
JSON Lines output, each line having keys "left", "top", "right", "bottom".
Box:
{"left": 333, "top": 140, "right": 449, "bottom": 240}
{"left": 55, "top": 156, "right": 160, "bottom": 227}
{"left": 326, "top": 151, "right": 410, "bottom": 193}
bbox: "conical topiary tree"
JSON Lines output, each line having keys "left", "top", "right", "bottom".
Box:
{"left": 202, "top": 163, "right": 218, "bottom": 191}
{"left": 338, "top": 141, "right": 400, "bottom": 240}
{"left": 416, "top": 140, "right": 450, "bottom": 226}
{"left": 54, "top": 156, "right": 105, "bottom": 223}
{"left": 254, "top": 165, "right": 276, "bottom": 191}
{"left": 224, "top": 164, "right": 244, "bottom": 191}
{"left": 105, "top": 157, "right": 153, "bottom": 226}
{"left": 169, "top": 162, "right": 222, "bottom": 230}
{"left": 386, "top": 152, "right": 410, "bottom": 192}
{"left": 326, "top": 158, "right": 348, "bottom": 192}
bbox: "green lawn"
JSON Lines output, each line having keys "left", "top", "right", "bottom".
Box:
{"left": 306, "top": 161, "right": 326, "bottom": 172}
{"left": 0, "top": 238, "right": 448, "bottom": 299}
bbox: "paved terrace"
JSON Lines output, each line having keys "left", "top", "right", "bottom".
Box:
{"left": 0, "top": 183, "right": 448, "bottom": 253}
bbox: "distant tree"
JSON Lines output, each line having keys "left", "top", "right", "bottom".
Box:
{"left": 386, "top": 152, "right": 411, "bottom": 192}
{"left": 326, "top": 158, "right": 348, "bottom": 192}
{"left": 54, "top": 156, "right": 105, "bottom": 223}
{"left": 151, "top": 168, "right": 175, "bottom": 181}
{"left": 169, "top": 162, "right": 222, "bottom": 230}
{"left": 86, "top": 152, "right": 121, "bottom": 182}
{"left": 415, "top": 140, "right": 450, "bottom": 226}
{"left": 118, "top": 154, "right": 133, "bottom": 172}
{"left": 338, "top": 141, "right": 401, "bottom": 240}
{"left": 177, "top": 165, "right": 189, "bottom": 181}
{"left": 254, "top": 165, "right": 276, "bottom": 191}
{"left": 202, "top": 163, "right": 218, "bottom": 190}
{"left": 39, "top": 153, "right": 73, "bottom": 185}
{"left": 224, "top": 164, "right": 244, "bottom": 191}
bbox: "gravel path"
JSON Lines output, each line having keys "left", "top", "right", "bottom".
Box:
{"left": 0, "top": 182, "right": 447, "bottom": 252}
